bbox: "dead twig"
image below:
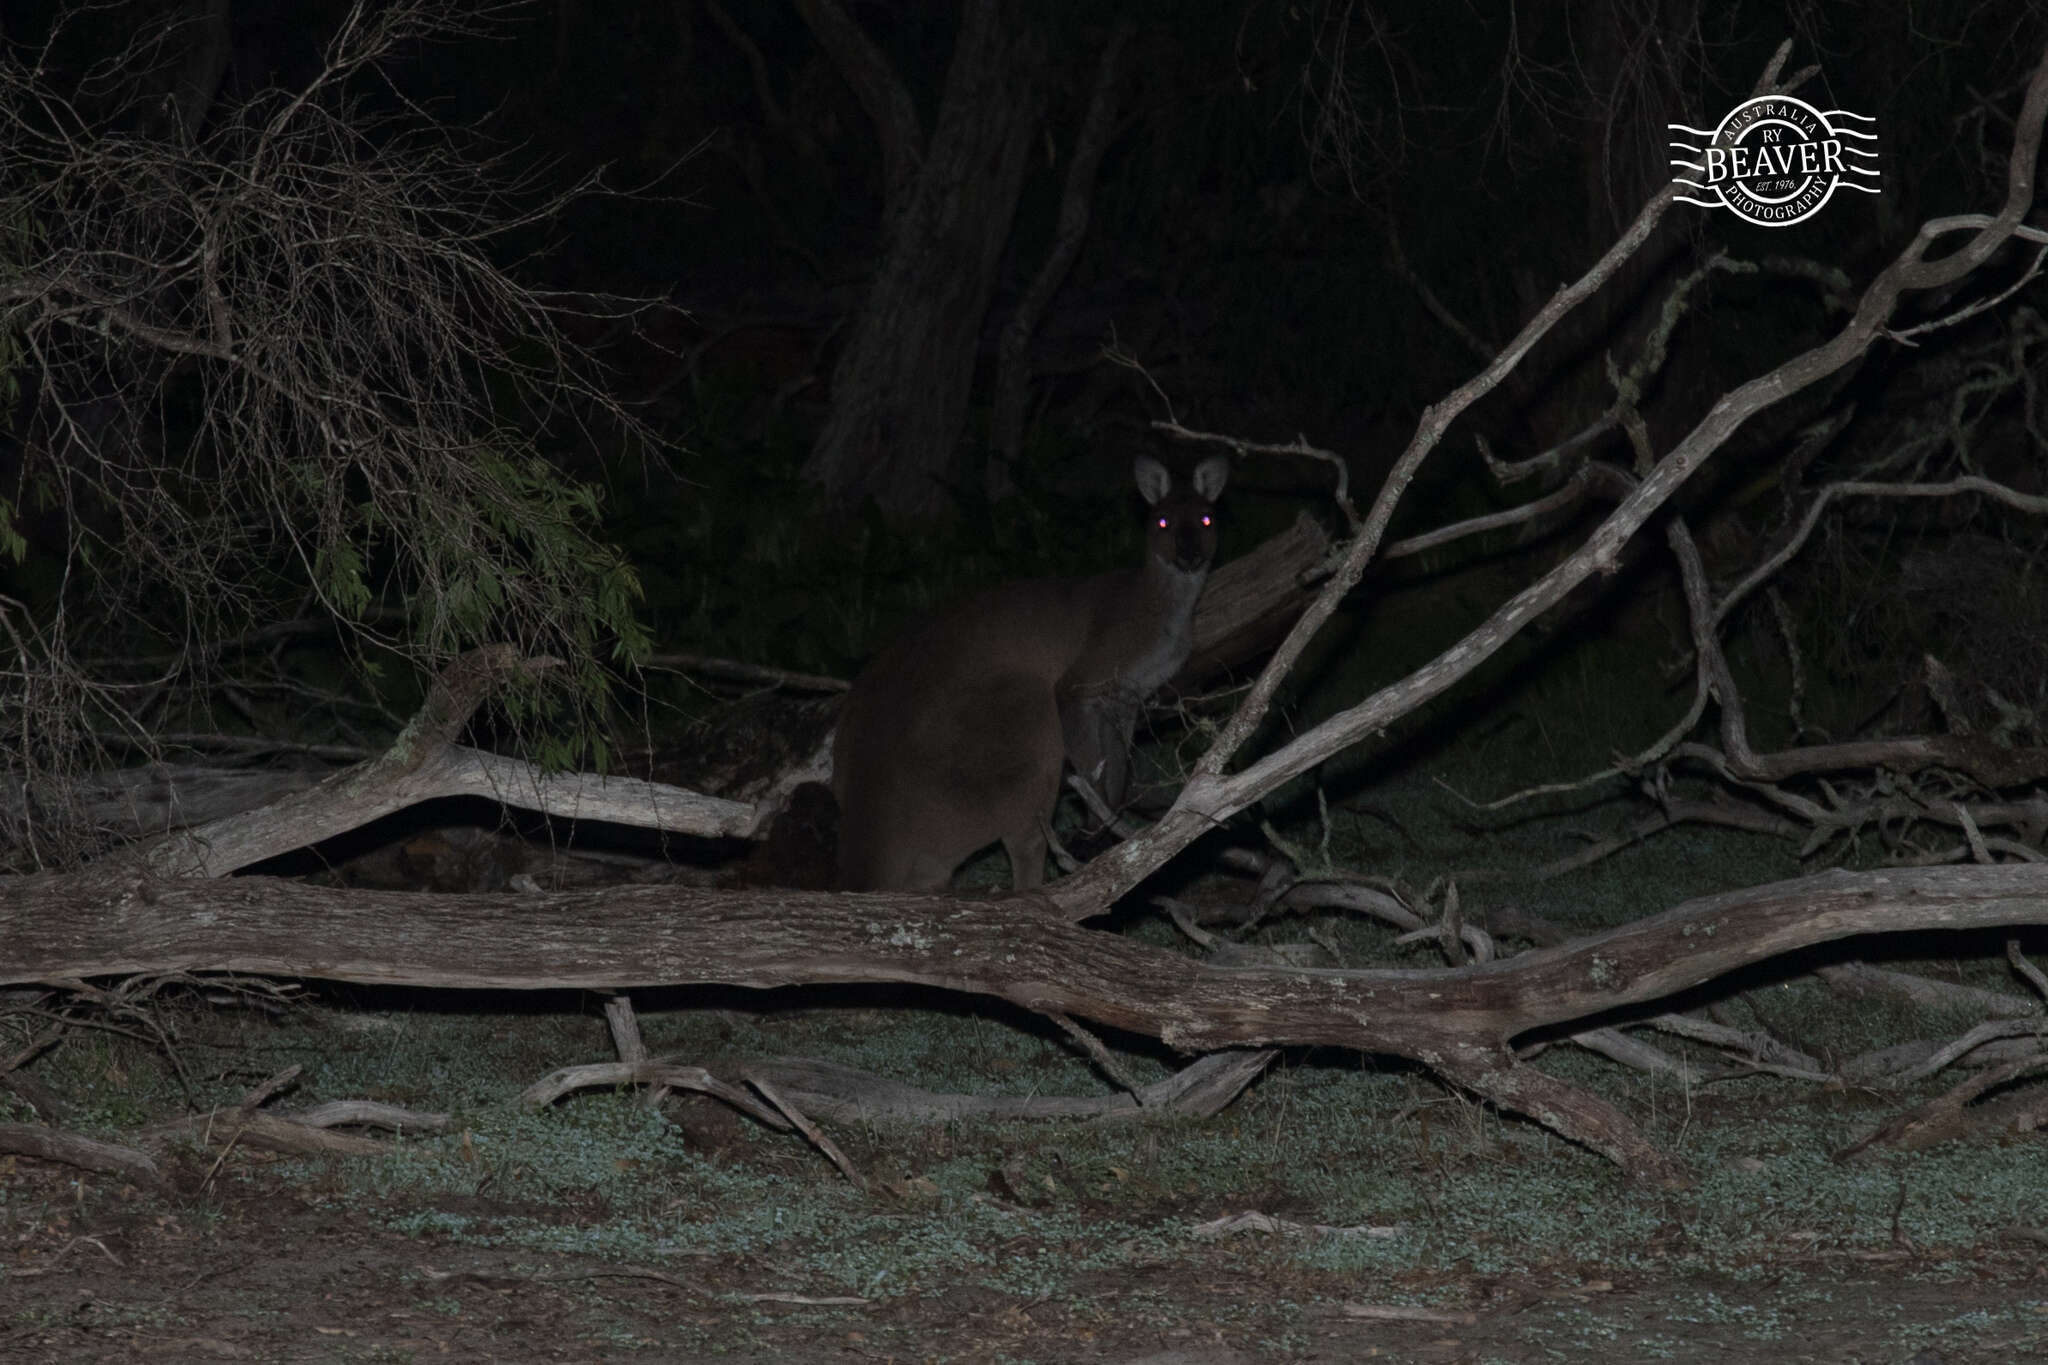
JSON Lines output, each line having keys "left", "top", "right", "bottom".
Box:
{"left": 643, "top": 652, "right": 849, "bottom": 693}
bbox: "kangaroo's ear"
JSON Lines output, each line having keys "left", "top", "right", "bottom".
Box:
{"left": 1191, "top": 454, "right": 1230, "bottom": 501}
{"left": 1133, "top": 454, "right": 1171, "bottom": 505}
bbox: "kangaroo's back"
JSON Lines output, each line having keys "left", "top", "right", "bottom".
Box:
{"left": 834, "top": 454, "right": 1228, "bottom": 892}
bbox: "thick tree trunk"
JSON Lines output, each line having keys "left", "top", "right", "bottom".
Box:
{"left": 802, "top": 0, "right": 1047, "bottom": 519}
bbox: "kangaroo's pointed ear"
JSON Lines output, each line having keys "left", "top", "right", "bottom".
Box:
{"left": 1191, "top": 454, "right": 1230, "bottom": 501}
{"left": 1133, "top": 454, "right": 1172, "bottom": 505}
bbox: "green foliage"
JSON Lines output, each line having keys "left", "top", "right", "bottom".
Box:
{"left": 0, "top": 498, "right": 24, "bottom": 564}
{"left": 407, "top": 450, "right": 649, "bottom": 717}
{"left": 316, "top": 538, "right": 373, "bottom": 618}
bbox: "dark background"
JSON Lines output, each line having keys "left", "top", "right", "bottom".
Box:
{"left": 4, "top": 0, "right": 2045, "bottom": 758}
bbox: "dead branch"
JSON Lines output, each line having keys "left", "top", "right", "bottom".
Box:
{"left": 0, "top": 1123, "right": 164, "bottom": 1187}
{"left": 1467, "top": 295, "right": 2048, "bottom": 853}
{"left": 25, "top": 1064, "right": 400, "bottom": 1187}
{"left": 718, "top": 1052, "right": 1273, "bottom": 1124}
{"left": 289, "top": 1101, "right": 448, "bottom": 1132}
{"left": 1836, "top": 1052, "right": 2048, "bottom": 1160}
{"left": 1818, "top": 962, "right": 2042, "bottom": 1018}
{"left": 1841, "top": 1036, "right": 2046, "bottom": 1086}
{"left": 643, "top": 653, "right": 850, "bottom": 693}
{"left": 129, "top": 647, "right": 767, "bottom": 877}
{"left": 748, "top": 1075, "right": 867, "bottom": 1189}
{"left": 519, "top": 1061, "right": 790, "bottom": 1128}
{"left": 1566, "top": 1028, "right": 1707, "bottom": 1085}
{"left": 1329, "top": 1302, "right": 1476, "bottom": 1325}
{"left": 1892, "top": 1019, "right": 2048, "bottom": 1086}
{"left": 603, "top": 995, "right": 649, "bottom": 1064}
{"left": 1645, "top": 1012, "right": 1827, "bottom": 1078}
{"left": 78, "top": 498, "right": 1321, "bottom": 877}
{"left": 2009, "top": 939, "right": 2048, "bottom": 1002}
{"left": 145, "top": 1109, "right": 387, "bottom": 1158}
{"left": 1381, "top": 461, "right": 1634, "bottom": 564}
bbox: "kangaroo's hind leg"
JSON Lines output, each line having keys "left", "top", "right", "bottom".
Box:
{"left": 981, "top": 681, "right": 1065, "bottom": 892}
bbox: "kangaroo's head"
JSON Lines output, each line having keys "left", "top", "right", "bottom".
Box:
{"left": 1134, "top": 453, "right": 1229, "bottom": 575}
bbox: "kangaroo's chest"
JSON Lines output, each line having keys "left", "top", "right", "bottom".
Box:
{"left": 1062, "top": 567, "right": 1204, "bottom": 704}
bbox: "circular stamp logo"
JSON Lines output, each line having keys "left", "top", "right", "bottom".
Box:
{"left": 1670, "top": 95, "right": 1878, "bottom": 227}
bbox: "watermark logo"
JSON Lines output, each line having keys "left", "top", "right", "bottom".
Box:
{"left": 1669, "top": 95, "right": 1879, "bottom": 227}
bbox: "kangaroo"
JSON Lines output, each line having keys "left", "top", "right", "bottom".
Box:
{"left": 834, "top": 453, "right": 1229, "bottom": 892}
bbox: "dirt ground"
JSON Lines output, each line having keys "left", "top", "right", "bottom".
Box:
{"left": 6, "top": 1154, "right": 2044, "bottom": 1364}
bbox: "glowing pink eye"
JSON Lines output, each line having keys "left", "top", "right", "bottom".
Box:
{"left": 1157, "top": 517, "right": 1169, "bottom": 529}
{"left": 1201, "top": 515, "right": 1212, "bottom": 526}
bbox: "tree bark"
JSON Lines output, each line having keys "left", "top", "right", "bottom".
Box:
{"left": 988, "top": 21, "right": 1131, "bottom": 497}
{"left": 801, "top": 0, "right": 1048, "bottom": 518}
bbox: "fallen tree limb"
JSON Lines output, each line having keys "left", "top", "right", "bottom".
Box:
{"left": 131, "top": 1066, "right": 448, "bottom": 1160}
{"left": 11, "top": 861, "right": 2048, "bottom": 1183}
{"left": 4, "top": 1097, "right": 451, "bottom": 1183}
{"left": 0, "top": 1122, "right": 164, "bottom": 1187}
{"left": 190, "top": 740, "right": 766, "bottom": 872}
{"left": 731, "top": 1050, "right": 1275, "bottom": 1124}
{"left": 1835, "top": 1052, "right": 2048, "bottom": 1161}
{"left": 132, "top": 647, "right": 772, "bottom": 877}
{"left": 1818, "top": 962, "right": 2043, "bottom": 1018}
{"left": 140, "top": 1108, "right": 392, "bottom": 1158}
{"left": 520, "top": 1060, "right": 792, "bottom": 1127}
{"left": 748, "top": 1074, "right": 868, "bottom": 1189}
